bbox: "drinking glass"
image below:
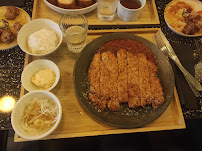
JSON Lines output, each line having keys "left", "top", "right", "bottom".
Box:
{"left": 97, "top": 0, "right": 118, "bottom": 21}
{"left": 59, "top": 14, "right": 88, "bottom": 53}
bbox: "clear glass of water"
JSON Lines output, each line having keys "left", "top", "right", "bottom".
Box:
{"left": 59, "top": 14, "right": 88, "bottom": 53}
{"left": 97, "top": 0, "right": 118, "bottom": 21}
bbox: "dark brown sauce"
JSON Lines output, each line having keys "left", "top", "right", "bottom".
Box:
{"left": 120, "top": 0, "right": 141, "bottom": 9}
{"left": 98, "top": 39, "right": 156, "bottom": 64}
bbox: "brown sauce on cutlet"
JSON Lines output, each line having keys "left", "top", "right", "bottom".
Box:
{"left": 98, "top": 39, "right": 156, "bottom": 64}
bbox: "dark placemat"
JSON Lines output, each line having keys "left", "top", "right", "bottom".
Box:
{"left": 0, "top": 0, "right": 33, "bottom": 130}
{"left": 169, "top": 42, "right": 200, "bottom": 110}
{"left": 0, "top": 0, "right": 26, "bottom": 7}
{"left": 155, "top": 0, "right": 202, "bottom": 119}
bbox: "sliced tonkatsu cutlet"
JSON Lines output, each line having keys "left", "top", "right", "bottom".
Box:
{"left": 148, "top": 60, "right": 164, "bottom": 108}
{"left": 88, "top": 53, "right": 101, "bottom": 105}
{"left": 101, "top": 51, "right": 120, "bottom": 111}
{"left": 127, "top": 52, "right": 141, "bottom": 109}
{"left": 117, "top": 49, "right": 128, "bottom": 103}
{"left": 138, "top": 53, "right": 151, "bottom": 106}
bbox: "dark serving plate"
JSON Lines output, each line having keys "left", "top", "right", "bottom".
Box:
{"left": 73, "top": 33, "right": 175, "bottom": 128}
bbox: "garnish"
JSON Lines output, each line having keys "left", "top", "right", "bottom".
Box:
{"left": 182, "top": 9, "right": 191, "bottom": 23}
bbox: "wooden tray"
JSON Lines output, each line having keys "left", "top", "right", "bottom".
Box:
{"left": 32, "top": 0, "right": 160, "bottom": 26}
{"left": 14, "top": 28, "right": 185, "bottom": 142}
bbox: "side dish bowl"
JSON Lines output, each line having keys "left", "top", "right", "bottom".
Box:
{"left": 17, "top": 19, "right": 63, "bottom": 56}
{"left": 21, "top": 59, "right": 60, "bottom": 92}
{"left": 11, "top": 90, "right": 62, "bottom": 140}
{"left": 43, "top": 0, "right": 97, "bottom": 14}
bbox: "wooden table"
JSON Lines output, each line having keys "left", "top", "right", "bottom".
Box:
{"left": 15, "top": 28, "right": 185, "bottom": 142}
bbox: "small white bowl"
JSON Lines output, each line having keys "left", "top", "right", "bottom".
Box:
{"left": 21, "top": 59, "right": 60, "bottom": 92}
{"left": 43, "top": 0, "right": 97, "bottom": 15}
{"left": 11, "top": 90, "right": 62, "bottom": 140}
{"left": 117, "top": 0, "right": 146, "bottom": 22}
{"left": 17, "top": 19, "right": 63, "bottom": 56}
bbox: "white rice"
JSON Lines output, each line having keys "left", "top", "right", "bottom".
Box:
{"left": 28, "top": 29, "right": 59, "bottom": 54}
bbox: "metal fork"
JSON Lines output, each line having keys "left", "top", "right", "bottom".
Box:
{"left": 153, "top": 30, "right": 202, "bottom": 94}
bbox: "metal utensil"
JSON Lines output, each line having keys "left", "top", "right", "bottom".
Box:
{"left": 186, "top": 77, "right": 201, "bottom": 97}
{"left": 153, "top": 32, "right": 200, "bottom": 97}
{"left": 153, "top": 30, "right": 202, "bottom": 92}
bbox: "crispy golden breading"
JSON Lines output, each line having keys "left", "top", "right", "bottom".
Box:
{"left": 101, "top": 52, "right": 120, "bottom": 111}
{"left": 147, "top": 60, "right": 164, "bottom": 107}
{"left": 88, "top": 53, "right": 101, "bottom": 98}
{"left": 138, "top": 54, "right": 151, "bottom": 106}
{"left": 127, "top": 52, "right": 141, "bottom": 108}
{"left": 117, "top": 49, "right": 128, "bottom": 103}
{"left": 150, "top": 77, "right": 164, "bottom": 108}
{"left": 88, "top": 48, "right": 164, "bottom": 111}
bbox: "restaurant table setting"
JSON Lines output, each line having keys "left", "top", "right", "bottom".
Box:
{"left": 0, "top": 0, "right": 202, "bottom": 142}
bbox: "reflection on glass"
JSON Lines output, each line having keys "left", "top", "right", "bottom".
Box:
{"left": 0, "top": 96, "right": 16, "bottom": 112}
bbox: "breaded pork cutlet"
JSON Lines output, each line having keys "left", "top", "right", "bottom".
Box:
{"left": 88, "top": 40, "right": 164, "bottom": 111}
{"left": 148, "top": 61, "right": 164, "bottom": 108}
{"left": 138, "top": 53, "right": 152, "bottom": 106}
{"left": 127, "top": 52, "right": 141, "bottom": 109}
{"left": 101, "top": 52, "right": 120, "bottom": 111}
{"left": 117, "top": 49, "right": 128, "bottom": 103}
{"left": 88, "top": 53, "right": 101, "bottom": 106}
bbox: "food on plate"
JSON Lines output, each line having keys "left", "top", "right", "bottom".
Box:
{"left": 0, "top": 6, "right": 30, "bottom": 49}
{"left": 57, "top": 0, "right": 76, "bottom": 8}
{"left": 88, "top": 39, "right": 164, "bottom": 111}
{"left": 21, "top": 97, "right": 59, "bottom": 135}
{"left": 164, "top": 0, "right": 202, "bottom": 36}
{"left": 28, "top": 29, "right": 59, "bottom": 54}
{"left": 5, "top": 6, "right": 20, "bottom": 20}
{"left": 32, "top": 68, "right": 56, "bottom": 89}
{"left": 78, "top": 0, "right": 94, "bottom": 7}
{"left": 47, "top": 0, "right": 96, "bottom": 9}
{"left": 0, "top": 29, "right": 16, "bottom": 43}
{"left": 13, "top": 21, "right": 22, "bottom": 32}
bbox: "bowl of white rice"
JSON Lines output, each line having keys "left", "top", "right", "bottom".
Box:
{"left": 17, "top": 19, "right": 63, "bottom": 56}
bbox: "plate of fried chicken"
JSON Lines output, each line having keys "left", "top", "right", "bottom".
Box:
{"left": 164, "top": 0, "right": 202, "bottom": 37}
{"left": 0, "top": 6, "right": 31, "bottom": 50}
{"left": 73, "top": 33, "right": 175, "bottom": 128}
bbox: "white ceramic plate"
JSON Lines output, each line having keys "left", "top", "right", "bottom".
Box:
{"left": 0, "top": 6, "right": 31, "bottom": 50}
{"left": 21, "top": 59, "right": 60, "bottom": 92}
{"left": 43, "top": 0, "right": 97, "bottom": 15}
{"left": 164, "top": 0, "right": 202, "bottom": 37}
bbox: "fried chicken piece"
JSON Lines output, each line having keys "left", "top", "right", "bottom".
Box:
{"left": 101, "top": 52, "right": 120, "bottom": 111}
{"left": 0, "top": 30, "right": 16, "bottom": 43}
{"left": 117, "top": 49, "right": 128, "bottom": 103}
{"left": 0, "top": 28, "right": 3, "bottom": 35}
{"left": 5, "top": 6, "right": 20, "bottom": 20}
{"left": 138, "top": 53, "right": 151, "bottom": 106}
{"left": 88, "top": 53, "right": 101, "bottom": 105}
{"left": 127, "top": 52, "right": 141, "bottom": 108}
{"left": 13, "top": 22, "right": 22, "bottom": 32}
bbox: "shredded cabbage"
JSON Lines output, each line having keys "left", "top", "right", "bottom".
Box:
{"left": 21, "top": 98, "right": 59, "bottom": 136}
